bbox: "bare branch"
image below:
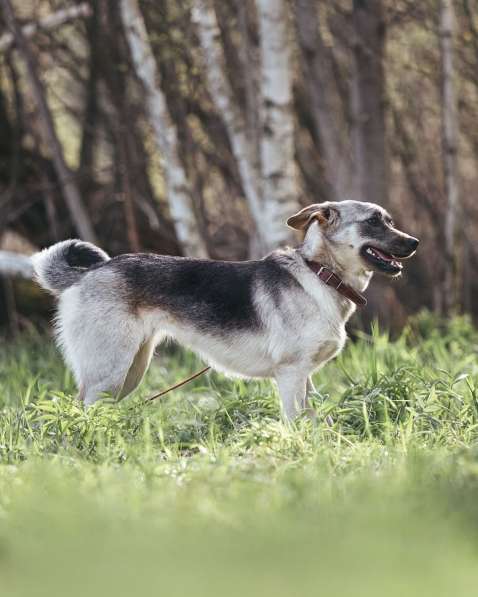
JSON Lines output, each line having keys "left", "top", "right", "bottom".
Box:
{"left": 0, "top": 251, "right": 34, "bottom": 279}
{"left": 0, "top": 3, "right": 91, "bottom": 52}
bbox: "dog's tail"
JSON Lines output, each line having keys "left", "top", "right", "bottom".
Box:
{"left": 31, "top": 239, "right": 110, "bottom": 294}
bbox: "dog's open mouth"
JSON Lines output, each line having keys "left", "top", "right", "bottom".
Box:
{"left": 360, "top": 245, "right": 403, "bottom": 276}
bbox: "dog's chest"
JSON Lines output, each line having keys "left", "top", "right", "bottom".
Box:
{"left": 276, "top": 289, "right": 349, "bottom": 367}
{"left": 293, "top": 318, "right": 346, "bottom": 365}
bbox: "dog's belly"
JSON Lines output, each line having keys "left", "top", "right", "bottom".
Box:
{"left": 164, "top": 325, "right": 277, "bottom": 378}
{"left": 153, "top": 315, "right": 346, "bottom": 379}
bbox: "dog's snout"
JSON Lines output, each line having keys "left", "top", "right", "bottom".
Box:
{"left": 390, "top": 234, "right": 419, "bottom": 259}
{"left": 398, "top": 235, "right": 419, "bottom": 258}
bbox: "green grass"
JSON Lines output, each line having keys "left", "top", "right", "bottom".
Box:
{"left": 2, "top": 311, "right": 478, "bottom": 596}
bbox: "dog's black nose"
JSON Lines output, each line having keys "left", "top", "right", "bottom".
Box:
{"left": 408, "top": 237, "right": 419, "bottom": 252}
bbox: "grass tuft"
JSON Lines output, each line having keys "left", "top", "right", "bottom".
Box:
{"left": 1, "top": 310, "right": 478, "bottom": 596}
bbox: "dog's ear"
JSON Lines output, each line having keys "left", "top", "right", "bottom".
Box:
{"left": 287, "top": 204, "right": 338, "bottom": 231}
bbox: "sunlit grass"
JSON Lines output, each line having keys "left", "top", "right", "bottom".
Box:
{"left": 1, "top": 311, "right": 478, "bottom": 596}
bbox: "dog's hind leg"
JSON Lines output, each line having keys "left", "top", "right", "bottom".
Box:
{"left": 57, "top": 290, "right": 145, "bottom": 406}
{"left": 117, "top": 337, "right": 156, "bottom": 400}
{"left": 80, "top": 340, "right": 144, "bottom": 407}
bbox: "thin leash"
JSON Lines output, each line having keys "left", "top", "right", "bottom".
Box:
{"left": 144, "top": 366, "right": 211, "bottom": 403}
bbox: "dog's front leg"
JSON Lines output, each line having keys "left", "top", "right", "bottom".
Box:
{"left": 305, "top": 377, "right": 318, "bottom": 421}
{"left": 306, "top": 376, "right": 333, "bottom": 426}
{"left": 274, "top": 367, "right": 308, "bottom": 421}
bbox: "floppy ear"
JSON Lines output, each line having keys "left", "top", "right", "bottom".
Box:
{"left": 286, "top": 204, "right": 338, "bottom": 231}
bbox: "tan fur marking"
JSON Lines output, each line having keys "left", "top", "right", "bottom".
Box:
{"left": 117, "top": 337, "right": 156, "bottom": 400}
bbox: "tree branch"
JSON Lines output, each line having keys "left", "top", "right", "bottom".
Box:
{"left": 0, "top": 251, "right": 34, "bottom": 279}
{"left": 0, "top": 3, "right": 91, "bottom": 52}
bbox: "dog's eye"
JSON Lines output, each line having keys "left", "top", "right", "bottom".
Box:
{"left": 366, "top": 214, "right": 382, "bottom": 226}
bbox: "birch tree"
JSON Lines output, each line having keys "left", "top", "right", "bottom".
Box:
{"left": 257, "top": 0, "right": 299, "bottom": 250}
{"left": 350, "top": 0, "right": 387, "bottom": 206}
{"left": 294, "top": 0, "right": 352, "bottom": 201}
{"left": 120, "top": 0, "right": 208, "bottom": 258}
{"left": 234, "top": 0, "right": 261, "bottom": 182}
{"left": 440, "top": 0, "right": 462, "bottom": 314}
{"left": 192, "top": 0, "right": 266, "bottom": 255}
{"left": 0, "top": 0, "right": 97, "bottom": 244}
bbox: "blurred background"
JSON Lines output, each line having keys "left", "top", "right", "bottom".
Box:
{"left": 0, "top": 0, "right": 475, "bottom": 333}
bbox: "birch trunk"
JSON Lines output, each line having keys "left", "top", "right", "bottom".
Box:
{"left": 0, "top": 0, "right": 97, "bottom": 244}
{"left": 257, "top": 0, "right": 299, "bottom": 250}
{"left": 192, "top": 0, "right": 266, "bottom": 255}
{"left": 120, "top": 0, "right": 208, "bottom": 258}
{"left": 294, "top": 0, "right": 352, "bottom": 200}
{"left": 235, "top": 0, "right": 261, "bottom": 182}
{"left": 440, "top": 0, "right": 462, "bottom": 314}
{"left": 350, "top": 0, "right": 387, "bottom": 206}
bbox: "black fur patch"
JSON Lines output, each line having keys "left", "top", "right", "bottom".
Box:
{"left": 359, "top": 220, "right": 417, "bottom": 256}
{"left": 109, "top": 253, "right": 300, "bottom": 333}
{"left": 65, "top": 242, "right": 106, "bottom": 269}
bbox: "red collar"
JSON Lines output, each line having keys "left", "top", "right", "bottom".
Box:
{"left": 305, "top": 260, "right": 367, "bottom": 307}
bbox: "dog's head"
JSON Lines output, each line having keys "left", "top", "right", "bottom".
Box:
{"left": 287, "top": 200, "right": 419, "bottom": 277}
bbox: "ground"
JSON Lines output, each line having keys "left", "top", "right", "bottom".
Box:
{"left": 1, "top": 311, "right": 478, "bottom": 596}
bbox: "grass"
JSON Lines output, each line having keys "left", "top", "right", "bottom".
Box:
{"left": 2, "top": 310, "right": 478, "bottom": 596}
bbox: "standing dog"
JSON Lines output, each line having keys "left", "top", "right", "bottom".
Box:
{"left": 32, "top": 201, "right": 418, "bottom": 419}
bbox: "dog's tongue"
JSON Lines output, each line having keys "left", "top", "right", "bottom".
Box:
{"left": 372, "top": 247, "right": 393, "bottom": 262}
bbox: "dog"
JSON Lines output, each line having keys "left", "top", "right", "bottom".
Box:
{"left": 32, "top": 201, "right": 418, "bottom": 419}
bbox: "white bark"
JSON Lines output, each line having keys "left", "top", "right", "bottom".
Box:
{"left": 1, "top": 0, "right": 97, "bottom": 244}
{"left": 192, "top": 0, "right": 266, "bottom": 255}
{"left": 0, "top": 251, "right": 34, "bottom": 279}
{"left": 257, "top": 0, "right": 298, "bottom": 250}
{"left": 350, "top": 0, "right": 387, "bottom": 206}
{"left": 440, "top": 0, "right": 461, "bottom": 312}
{"left": 0, "top": 3, "right": 91, "bottom": 52}
{"left": 120, "top": 0, "right": 208, "bottom": 258}
{"left": 294, "top": 0, "right": 352, "bottom": 200}
{"left": 236, "top": 0, "right": 261, "bottom": 184}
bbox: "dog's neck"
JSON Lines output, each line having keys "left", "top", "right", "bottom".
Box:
{"left": 298, "top": 237, "right": 373, "bottom": 295}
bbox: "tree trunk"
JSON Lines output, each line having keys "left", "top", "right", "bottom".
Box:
{"left": 257, "top": 0, "right": 299, "bottom": 250}
{"left": 235, "top": 0, "right": 261, "bottom": 182}
{"left": 440, "top": 0, "right": 462, "bottom": 314}
{"left": 0, "top": 0, "right": 97, "bottom": 244}
{"left": 193, "top": 0, "right": 266, "bottom": 256}
{"left": 350, "top": 0, "right": 387, "bottom": 206}
{"left": 78, "top": 0, "right": 99, "bottom": 192}
{"left": 120, "top": 0, "right": 208, "bottom": 258}
{"left": 294, "top": 0, "right": 352, "bottom": 200}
